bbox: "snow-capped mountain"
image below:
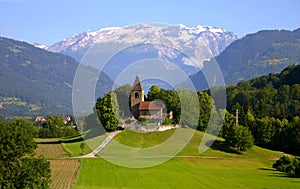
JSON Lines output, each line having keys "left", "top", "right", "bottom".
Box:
{"left": 43, "top": 23, "right": 237, "bottom": 71}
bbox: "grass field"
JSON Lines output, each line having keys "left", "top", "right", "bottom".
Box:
{"left": 72, "top": 128, "right": 300, "bottom": 189}
{"left": 74, "top": 157, "right": 300, "bottom": 189}
{"left": 36, "top": 129, "right": 300, "bottom": 189}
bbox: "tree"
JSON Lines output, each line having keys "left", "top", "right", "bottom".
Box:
{"left": 0, "top": 118, "right": 51, "bottom": 188}
{"left": 220, "top": 110, "right": 236, "bottom": 139}
{"left": 177, "top": 88, "right": 199, "bottom": 129}
{"left": 96, "top": 91, "right": 120, "bottom": 132}
{"left": 114, "top": 84, "right": 132, "bottom": 117}
{"left": 197, "top": 91, "right": 213, "bottom": 131}
{"left": 80, "top": 142, "right": 86, "bottom": 155}
{"left": 273, "top": 155, "right": 300, "bottom": 175}
{"left": 224, "top": 125, "right": 254, "bottom": 152}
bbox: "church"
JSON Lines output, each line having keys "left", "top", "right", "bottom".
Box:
{"left": 130, "top": 76, "right": 165, "bottom": 119}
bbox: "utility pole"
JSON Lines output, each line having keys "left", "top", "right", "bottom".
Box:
{"left": 236, "top": 109, "right": 239, "bottom": 126}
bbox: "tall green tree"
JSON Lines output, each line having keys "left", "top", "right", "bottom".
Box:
{"left": 114, "top": 84, "right": 132, "bottom": 117}
{"left": 0, "top": 119, "right": 51, "bottom": 188}
{"left": 197, "top": 91, "right": 213, "bottom": 131}
{"left": 96, "top": 91, "right": 120, "bottom": 132}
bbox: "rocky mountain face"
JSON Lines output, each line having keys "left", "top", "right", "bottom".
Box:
{"left": 42, "top": 23, "right": 237, "bottom": 73}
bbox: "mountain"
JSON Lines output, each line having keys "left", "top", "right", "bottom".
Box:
{"left": 42, "top": 23, "right": 237, "bottom": 75}
{"left": 0, "top": 37, "right": 113, "bottom": 118}
{"left": 190, "top": 28, "right": 300, "bottom": 90}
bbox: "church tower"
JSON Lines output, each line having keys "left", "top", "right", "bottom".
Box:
{"left": 130, "top": 76, "right": 144, "bottom": 118}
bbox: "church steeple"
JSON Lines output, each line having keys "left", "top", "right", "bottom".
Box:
{"left": 130, "top": 76, "right": 144, "bottom": 118}
{"left": 132, "top": 76, "right": 143, "bottom": 91}
{"left": 131, "top": 76, "right": 144, "bottom": 108}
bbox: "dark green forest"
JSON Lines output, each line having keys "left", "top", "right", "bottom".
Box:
{"left": 225, "top": 65, "right": 300, "bottom": 154}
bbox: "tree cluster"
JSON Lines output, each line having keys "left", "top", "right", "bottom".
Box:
{"left": 38, "top": 115, "right": 78, "bottom": 138}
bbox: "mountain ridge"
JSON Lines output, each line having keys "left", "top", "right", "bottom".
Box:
{"left": 39, "top": 23, "right": 237, "bottom": 67}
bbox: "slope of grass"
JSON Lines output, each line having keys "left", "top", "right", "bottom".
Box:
{"left": 114, "top": 129, "right": 176, "bottom": 148}
{"left": 114, "top": 128, "right": 282, "bottom": 162}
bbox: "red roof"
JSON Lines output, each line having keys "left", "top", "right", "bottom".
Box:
{"left": 139, "top": 101, "right": 164, "bottom": 111}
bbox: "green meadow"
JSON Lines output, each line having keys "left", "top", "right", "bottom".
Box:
{"left": 58, "top": 129, "right": 300, "bottom": 189}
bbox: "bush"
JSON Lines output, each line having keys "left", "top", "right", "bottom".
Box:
{"left": 273, "top": 155, "right": 300, "bottom": 175}
{"left": 137, "top": 117, "right": 148, "bottom": 122}
{"left": 162, "top": 118, "right": 173, "bottom": 125}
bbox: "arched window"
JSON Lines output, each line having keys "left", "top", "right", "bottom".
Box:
{"left": 135, "top": 92, "right": 139, "bottom": 98}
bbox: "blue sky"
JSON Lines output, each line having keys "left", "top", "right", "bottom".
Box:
{"left": 0, "top": 0, "right": 299, "bottom": 45}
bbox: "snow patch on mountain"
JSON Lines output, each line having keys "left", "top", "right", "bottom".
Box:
{"left": 40, "top": 23, "right": 237, "bottom": 72}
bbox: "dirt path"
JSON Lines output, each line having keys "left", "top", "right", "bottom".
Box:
{"left": 80, "top": 131, "right": 121, "bottom": 158}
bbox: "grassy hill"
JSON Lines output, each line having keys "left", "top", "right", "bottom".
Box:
{"left": 53, "top": 128, "right": 300, "bottom": 189}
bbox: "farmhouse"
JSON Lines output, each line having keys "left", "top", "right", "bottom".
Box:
{"left": 130, "top": 76, "right": 165, "bottom": 119}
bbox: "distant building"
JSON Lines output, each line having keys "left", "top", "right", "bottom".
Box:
{"left": 130, "top": 76, "right": 165, "bottom": 119}
{"left": 63, "top": 116, "right": 71, "bottom": 124}
{"left": 35, "top": 116, "right": 46, "bottom": 123}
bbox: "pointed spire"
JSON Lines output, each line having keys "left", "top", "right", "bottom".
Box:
{"left": 132, "top": 76, "right": 143, "bottom": 91}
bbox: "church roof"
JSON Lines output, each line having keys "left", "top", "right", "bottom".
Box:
{"left": 139, "top": 101, "right": 163, "bottom": 111}
{"left": 132, "top": 76, "right": 143, "bottom": 91}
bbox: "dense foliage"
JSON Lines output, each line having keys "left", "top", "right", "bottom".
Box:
{"left": 0, "top": 119, "right": 51, "bottom": 188}
{"left": 226, "top": 65, "right": 300, "bottom": 155}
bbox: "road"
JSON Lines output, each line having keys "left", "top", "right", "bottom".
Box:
{"left": 80, "top": 131, "right": 121, "bottom": 158}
